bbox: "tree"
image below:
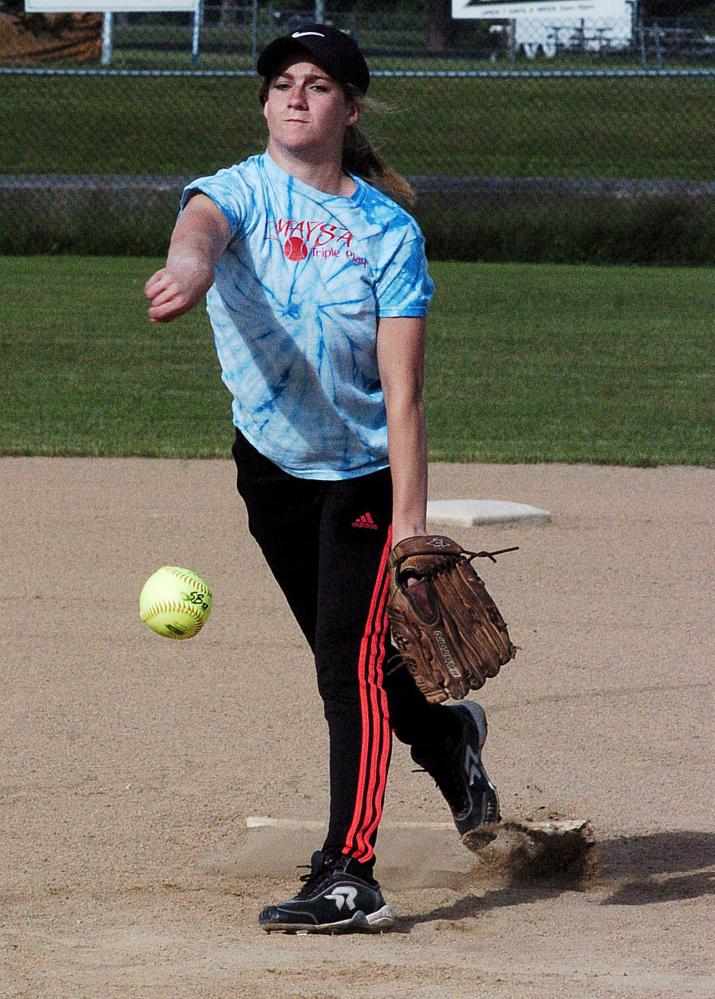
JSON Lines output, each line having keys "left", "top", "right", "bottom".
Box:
{"left": 640, "top": 0, "right": 715, "bottom": 15}
{"left": 427, "top": 0, "right": 456, "bottom": 50}
{"left": 0, "top": 0, "right": 74, "bottom": 37}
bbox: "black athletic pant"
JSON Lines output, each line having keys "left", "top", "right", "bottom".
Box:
{"left": 232, "top": 430, "right": 460, "bottom": 868}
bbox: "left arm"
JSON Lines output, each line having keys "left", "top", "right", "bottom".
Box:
{"left": 376, "top": 316, "right": 429, "bottom": 547}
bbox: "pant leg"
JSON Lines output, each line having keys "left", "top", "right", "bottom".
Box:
{"left": 312, "top": 468, "right": 394, "bottom": 865}
{"left": 312, "top": 470, "right": 462, "bottom": 863}
{"left": 384, "top": 663, "right": 462, "bottom": 755}
{"left": 233, "top": 432, "right": 393, "bottom": 866}
{"left": 232, "top": 430, "right": 322, "bottom": 647}
{"left": 233, "top": 430, "right": 460, "bottom": 865}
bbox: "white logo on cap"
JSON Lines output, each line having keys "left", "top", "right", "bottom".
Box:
{"left": 292, "top": 31, "right": 326, "bottom": 38}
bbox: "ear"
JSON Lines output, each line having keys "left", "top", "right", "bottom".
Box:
{"left": 345, "top": 101, "right": 361, "bottom": 128}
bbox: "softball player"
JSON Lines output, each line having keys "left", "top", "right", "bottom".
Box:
{"left": 145, "top": 24, "right": 499, "bottom": 933}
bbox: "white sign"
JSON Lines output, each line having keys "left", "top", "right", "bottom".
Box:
{"left": 453, "top": 0, "right": 627, "bottom": 15}
{"left": 453, "top": 0, "right": 632, "bottom": 57}
{"left": 25, "top": 1, "right": 198, "bottom": 11}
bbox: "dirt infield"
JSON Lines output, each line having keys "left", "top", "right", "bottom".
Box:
{"left": 1, "top": 458, "right": 712, "bottom": 999}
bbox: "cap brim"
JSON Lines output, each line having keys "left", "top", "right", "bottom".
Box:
{"left": 257, "top": 38, "right": 316, "bottom": 80}
{"left": 257, "top": 27, "right": 370, "bottom": 95}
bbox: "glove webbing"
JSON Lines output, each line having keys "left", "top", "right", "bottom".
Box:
{"left": 465, "top": 545, "right": 520, "bottom": 564}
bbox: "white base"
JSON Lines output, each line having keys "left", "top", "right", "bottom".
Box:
{"left": 246, "top": 816, "right": 453, "bottom": 831}
{"left": 427, "top": 499, "right": 551, "bottom": 527}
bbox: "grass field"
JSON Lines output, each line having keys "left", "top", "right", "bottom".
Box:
{"left": 1, "top": 74, "right": 712, "bottom": 264}
{"left": 1, "top": 257, "right": 712, "bottom": 466}
{"left": 1, "top": 75, "right": 713, "bottom": 180}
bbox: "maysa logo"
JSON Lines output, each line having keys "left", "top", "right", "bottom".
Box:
{"left": 267, "top": 218, "right": 365, "bottom": 265}
{"left": 268, "top": 218, "right": 354, "bottom": 249}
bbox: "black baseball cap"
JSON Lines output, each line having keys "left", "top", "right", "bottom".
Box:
{"left": 257, "top": 23, "right": 370, "bottom": 95}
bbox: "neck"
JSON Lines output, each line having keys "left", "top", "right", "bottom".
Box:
{"left": 266, "top": 141, "right": 356, "bottom": 197}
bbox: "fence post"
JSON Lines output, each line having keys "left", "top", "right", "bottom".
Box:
{"left": 509, "top": 19, "right": 517, "bottom": 70}
{"left": 251, "top": 0, "right": 259, "bottom": 62}
{"left": 638, "top": 20, "right": 648, "bottom": 69}
{"left": 191, "top": 0, "right": 202, "bottom": 65}
{"left": 100, "top": 11, "right": 113, "bottom": 66}
{"left": 654, "top": 21, "right": 663, "bottom": 69}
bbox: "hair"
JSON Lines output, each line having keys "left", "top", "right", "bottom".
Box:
{"left": 342, "top": 87, "right": 415, "bottom": 204}
{"left": 258, "top": 77, "right": 415, "bottom": 205}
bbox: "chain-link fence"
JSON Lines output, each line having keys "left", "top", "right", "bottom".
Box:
{"left": 1, "top": 1, "right": 713, "bottom": 262}
{"left": 108, "top": 8, "right": 715, "bottom": 72}
{"left": 4, "top": 2, "right": 715, "bottom": 69}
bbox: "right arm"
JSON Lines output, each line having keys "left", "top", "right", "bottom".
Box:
{"left": 144, "top": 193, "right": 232, "bottom": 323}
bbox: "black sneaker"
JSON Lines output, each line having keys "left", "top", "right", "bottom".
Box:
{"left": 413, "top": 700, "right": 500, "bottom": 848}
{"left": 258, "top": 850, "right": 395, "bottom": 934}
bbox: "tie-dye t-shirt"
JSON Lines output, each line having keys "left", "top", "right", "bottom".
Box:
{"left": 181, "top": 152, "right": 434, "bottom": 480}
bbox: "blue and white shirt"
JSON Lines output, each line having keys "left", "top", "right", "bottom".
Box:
{"left": 182, "top": 152, "right": 434, "bottom": 479}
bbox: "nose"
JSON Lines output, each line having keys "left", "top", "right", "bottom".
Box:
{"left": 287, "top": 86, "right": 308, "bottom": 108}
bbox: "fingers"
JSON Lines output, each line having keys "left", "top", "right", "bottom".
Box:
{"left": 144, "top": 268, "right": 193, "bottom": 323}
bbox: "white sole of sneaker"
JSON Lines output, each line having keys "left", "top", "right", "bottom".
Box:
{"left": 365, "top": 904, "right": 396, "bottom": 931}
{"left": 313, "top": 905, "right": 395, "bottom": 933}
{"left": 262, "top": 904, "right": 396, "bottom": 934}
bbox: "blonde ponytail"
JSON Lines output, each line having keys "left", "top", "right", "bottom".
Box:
{"left": 342, "top": 122, "right": 415, "bottom": 204}
{"left": 342, "top": 86, "right": 414, "bottom": 204}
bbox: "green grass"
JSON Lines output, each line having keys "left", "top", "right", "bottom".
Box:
{"left": 1, "top": 74, "right": 711, "bottom": 264}
{"left": 1, "top": 75, "right": 713, "bottom": 180}
{"left": 0, "top": 256, "right": 230, "bottom": 458}
{"left": 426, "top": 263, "right": 714, "bottom": 465}
{"left": 1, "top": 257, "right": 712, "bottom": 466}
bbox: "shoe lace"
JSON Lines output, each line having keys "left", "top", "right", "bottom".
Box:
{"left": 293, "top": 856, "right": 336, "bottom": 900}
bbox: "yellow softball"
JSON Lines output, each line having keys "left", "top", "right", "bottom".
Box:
{"left": 139, "top": 566, "right": 212, "bottom": 640}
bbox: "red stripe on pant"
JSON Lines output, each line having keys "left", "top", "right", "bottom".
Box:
{"left": 343, "top": 529, "right": 393, "bottom": 864}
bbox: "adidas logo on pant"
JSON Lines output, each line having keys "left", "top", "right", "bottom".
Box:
{"left": 351, "top": 512, "right": 378, "bottom": 530}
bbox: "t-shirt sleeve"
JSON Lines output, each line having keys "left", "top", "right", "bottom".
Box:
{"left": 180, "top": 167, "right": 251, "bottom": 237}
{"left": 374, "top": 230, "right": 434, "bottom": 318}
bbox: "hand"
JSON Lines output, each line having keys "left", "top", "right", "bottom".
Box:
{"left": 145, "top": 193, "right": 231, "bottom": 324}
{"left": 391, "top": 525, "right": 428, "bottom": 549}
{"left": 144, "top": 260, "right": 213, "bottom": 324}
{"left": 392, "top": 527, "right": 428, "bottom": 588}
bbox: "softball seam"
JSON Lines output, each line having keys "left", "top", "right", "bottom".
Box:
{"left": 163, "top": 566, "right": 211, "bottom": 594}
{"left": 140, "top": 600, "right": 205, "bottom": 630}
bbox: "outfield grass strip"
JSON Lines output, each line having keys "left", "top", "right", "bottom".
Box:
{"left": 1, "top": 257, "right": 712, "bottom": 467}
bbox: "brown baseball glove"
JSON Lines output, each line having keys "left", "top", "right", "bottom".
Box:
{"left": 387, "top": 535, "right": 518, "bottom": 704}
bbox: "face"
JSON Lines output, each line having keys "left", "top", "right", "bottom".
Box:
{"left": 263, "top": 59, "right": 360, "bottom": 161}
